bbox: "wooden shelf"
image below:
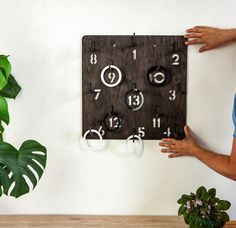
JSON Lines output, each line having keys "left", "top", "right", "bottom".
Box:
{"left": 0, "top": 215, "right": 235, "bottom": 227}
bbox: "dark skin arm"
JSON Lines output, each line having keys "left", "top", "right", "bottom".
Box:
{"left": 159, "top": 126, "right": 236, "bottom": 180}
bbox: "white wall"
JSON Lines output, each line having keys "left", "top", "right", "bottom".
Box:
{"left": 0, "top": 0, "right": 236, "bottom": 219}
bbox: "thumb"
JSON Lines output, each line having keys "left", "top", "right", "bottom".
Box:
{"left": 184, "top": 125, "right": 191, "bottom": 138}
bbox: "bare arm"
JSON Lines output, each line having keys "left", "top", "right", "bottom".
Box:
{"left": 184, "top": 26, "right": 236, "bottom": 52}
{"left": 159, "top": 126, "right": 236, "bottom": 180}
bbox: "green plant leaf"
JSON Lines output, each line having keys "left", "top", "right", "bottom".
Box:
{"left": 0, "top": 163, "right": 12, "bottom": 196}
{"left": 0, "top": 55, "right": 11, "bottom": 77}
{"left": 177, "top": 198, "right": 183, "bottom": 204}
{"left": 0, "top": 68, "right": 6, "bottom": 91}
{"left": 212, "top": 197, "right": 220, "bottom": 204}
{"left": 204, "top": 218, "right": 212, "bottom": 227}
{"left": 178, "top": 205, "right": 185, "bottom": 215}
{"left": 0, "top": 121, "right": 4, "bottom": 134}
{"left": 216, "top": 200, "right": 231, "bottom": 211}
{"left": 198, "top": 218, "right": 206, "bottom": 227}
{"left": 183, "top": 214, "right": 190, "bottom": 225}
{"left": 189, "top": 216, "right": 197, "bottom": 228}
{"left": 207, "top": 188, "right": 216, "bottom": 199}
{"left": 0, "top": 140, "right": 47, "bottom": 198}
{"left": 196, "top": 186, "right": 207, "bottom": 199}
{"left": 213, "top": 214, "right": 224, "bottom": 226}
{"left": 0, "top": 55, "right": 11, "bottom": 90}
{"left": 195, "top": 217, "right": 205, "bottom": 228}
{"left": 181, "top": 194, "right": 190, "bottom": 204}
{"left": 0, "top": 74, "right": 21, "bottom": 99}
{"left": 220, "top": 211, "right": 230, "bottom": 223}
{"left": 189, "top": 193, "right": 196, "bottom": 200}
{"left": 0, "top": 95, "right": 9, "bottom": 125}
{"left": 0, "top": 143, "right": 18, "bottom": 195}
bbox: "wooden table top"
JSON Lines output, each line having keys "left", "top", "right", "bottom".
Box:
{"left": 0, "top": 215, "right": 235, "bottom": 228}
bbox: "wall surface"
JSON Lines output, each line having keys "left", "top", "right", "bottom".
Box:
{"left": 1, "top": 0, "right": 236, "bottom": 219}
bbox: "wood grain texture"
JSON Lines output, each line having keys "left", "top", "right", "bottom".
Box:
{"left": 82, "top": 35, "right": 187, "bottom": 140}
{"left": 0, "top": 215, "right": 235, "bottom": 228}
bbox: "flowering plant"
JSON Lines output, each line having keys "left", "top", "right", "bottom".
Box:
{"left": 177, "top": 186, "right": 231, "bottom": 228}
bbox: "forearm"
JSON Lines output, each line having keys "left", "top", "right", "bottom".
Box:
{"left": 193, "top": 147, "right": 236, "bottom": 180}
{"left": 160, "top": 127, "right": 236, "bottom": 180}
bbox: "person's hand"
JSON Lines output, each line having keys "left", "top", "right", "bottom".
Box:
{"left": 159, "top": 125, "right": 201, "bottom": 158}
{"left": 184, "top": 26, "right": 236, "bottom": 52}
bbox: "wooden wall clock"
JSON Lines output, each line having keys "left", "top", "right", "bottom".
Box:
{"left": 82, "top": 34, "right": 187, "bottom": 140}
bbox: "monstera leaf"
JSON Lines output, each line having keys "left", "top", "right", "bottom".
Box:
{"left": 0, "top": 54, "right": 47, "bottom": 198}
{"left": 0, "top": 140, "right": 47, "bottom": 198}
{"left": 0, "top": 74, "right": 20, "bottom": 136}
{"left": 0, "top": 74, "right": 21, "bottom": 99}
{"left": 0, "top": 164, "right": 11, "bottom": 196}
{"left": 0, "top": 95, "right": 9, "bottom": 125}
{"left": 0, "top": 55, "right": 11, "bottom": 90}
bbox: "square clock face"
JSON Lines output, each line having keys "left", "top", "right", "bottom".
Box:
{"left": 82, "top": 35, "right": 187, "bottom": 140}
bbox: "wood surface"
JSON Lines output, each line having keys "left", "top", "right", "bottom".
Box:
{"left": 0, "top": 215, "right": 235, "bottom": 228}
{"left": 82, "top": 35, "right": 187, "bottom": 140}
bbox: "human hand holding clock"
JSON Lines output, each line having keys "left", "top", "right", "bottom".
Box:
{"left": 159, "top": 125, "right": 201, "bottom": 158}
{"left": 160, "top": 25, "right": 236, "bottom": 157}
{"left": 184, "top": 26, "right": 236, "bottom": 52}
{"left": 159, "top": 26, "right": 236, "bottom": 181}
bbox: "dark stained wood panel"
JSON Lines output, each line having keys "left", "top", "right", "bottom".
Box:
{"left": 82, "top": 35, "right": 187, "bottom": 140}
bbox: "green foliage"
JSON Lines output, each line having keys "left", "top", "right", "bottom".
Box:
{"left": 0, "top": 55, "right": 11, "bottom": 91}
{"left": 177, "top": 186, "right": 231, "bottom": 228}
{"left": 0, "top": 95, "right": 9, "bottom": 125}
{"left": 0, "top": 74, "right": 21, "bottom": 99}
{"left": 0, "top": 54, "right": 47, "bottom": 198}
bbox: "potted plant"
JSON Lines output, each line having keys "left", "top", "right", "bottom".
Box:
{"left": 0, "top": 55, "right": 47, "bottom": 198}
{"left": 177, "top": 186, "right": 231, "bottom": 228}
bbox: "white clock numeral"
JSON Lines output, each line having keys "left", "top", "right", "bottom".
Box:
{"left": 109, "top": 117, "right": 119, "bottom": 128}
{"left": 163, "top": 127, "right": 171, "bottom": 137}
{"left": 128, "top": 94, "right": 141, "bottom": 106}
{"left": 153, "top": 117, "right": 161, "bottom": 128}
{"left": 98, "top": 125, "right": 105, "bottom": 136}
{"left": 108, "top": 72, "right": 116, "bottom": 83}
{"left": 90, "top": 53, "right": 97, "bottom": 64}
{"left": 169, "top": 90, "right": 176, "bottom": 101}
{"left": 94, "top": 89, "right": 101, "bottom": 100}
{"left": 133, "top": 49, "right": 137, "bottom": 60}
{"left": 138, "top": 127, "right": 145, "bottom": 138}
{"left": 172, "top": 54, "right": 179, "bottom": 65}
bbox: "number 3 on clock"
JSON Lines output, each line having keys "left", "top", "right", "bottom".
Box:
{"left": 169, "top": 90, "right": 176, "bottom": 101}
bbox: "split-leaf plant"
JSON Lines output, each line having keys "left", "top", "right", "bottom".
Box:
{"left": 0, "top": 55, "right": 47, "bottom": 198}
